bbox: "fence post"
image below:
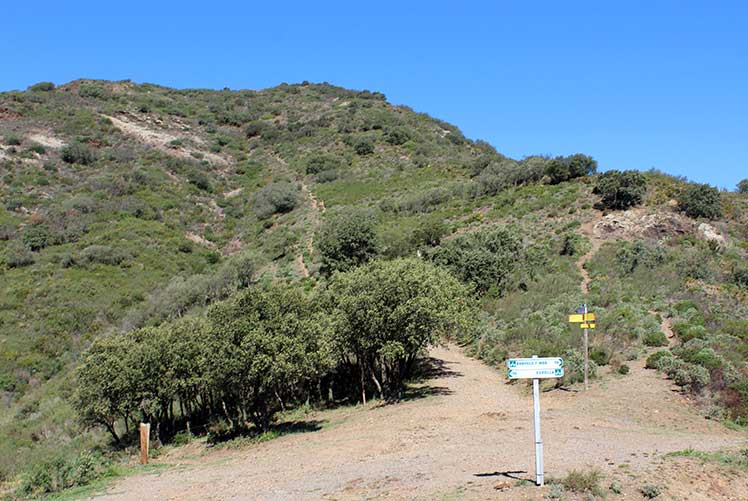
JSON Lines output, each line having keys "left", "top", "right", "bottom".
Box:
{"left": 139, "top": 422, "right": 150, "bottom": 465}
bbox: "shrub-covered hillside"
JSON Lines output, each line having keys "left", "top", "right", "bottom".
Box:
{"left": 0, "top": 79, "right": 746, "bottom": 496}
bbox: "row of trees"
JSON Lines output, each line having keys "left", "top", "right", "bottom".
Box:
{"left": 74, "top": 259, "right": 475, "bottom": 443}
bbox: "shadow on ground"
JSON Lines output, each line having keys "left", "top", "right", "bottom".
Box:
{"left": 474, "top": 470, "right": 528, "bottom": 481}
{"left": 396, "top": 356, "right": 464, "bottom": 402}
{"left": 208, "top": 419, "right": 326, "bottom": 445}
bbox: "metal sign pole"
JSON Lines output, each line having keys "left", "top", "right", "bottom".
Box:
{"left": 583, "top": 304, "right": 589, "bottom": 391}
{"left": 532, "top": 355, "right": 544, "bottom": 486}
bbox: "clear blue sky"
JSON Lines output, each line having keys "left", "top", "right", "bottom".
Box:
{"left": 3, "top": 1, "right": 746, "bottom": 188}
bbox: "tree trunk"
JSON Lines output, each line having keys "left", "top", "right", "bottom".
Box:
{"left": 104, "top": 421, "right": 121, "bottom": 445}
{"left": 359, "top": 359, "right": 367, "bottom": 404}
{"left": 369, "top": 360, "right": 383, "bottom": 399}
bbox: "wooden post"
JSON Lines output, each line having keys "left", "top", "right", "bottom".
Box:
{"left": 139, "top": 422, "right": 150, "bottom": 465}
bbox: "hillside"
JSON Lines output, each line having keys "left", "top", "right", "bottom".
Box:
{"left": 0, "top": 80, "right": 747, "bottom": 499}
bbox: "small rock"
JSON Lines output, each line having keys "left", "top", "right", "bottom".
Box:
{"left": 494, "top": 481, "right": 512, "bottom": 491}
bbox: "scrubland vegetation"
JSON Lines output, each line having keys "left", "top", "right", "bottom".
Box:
{"left": 0, "top": 79, "right": 746, "bottom": 497}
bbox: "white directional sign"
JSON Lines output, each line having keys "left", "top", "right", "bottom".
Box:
{"left": 506, "top": 357, "right": 563, "bottom": 370}
{"left": 505, "top": 355, "right": 564, "bottom": 487}
{"left": 507, "top": 367, "right": 564, "bottom": 379}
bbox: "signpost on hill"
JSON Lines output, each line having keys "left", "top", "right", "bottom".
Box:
{"left": 569, "top": 304, "right": 595, "bottom": 390}
{"left": 506, "top": 355, "right": 564, "bottom": 487}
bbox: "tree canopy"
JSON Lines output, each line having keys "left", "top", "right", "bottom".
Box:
{"left": 593, "top": 169, "right": 647, "bottom": 210}
{"left": 326, "top": 258, "right": 477, "bottom": 400}
{"left": 317, "top": 209, "right": 379, "bottom": 275}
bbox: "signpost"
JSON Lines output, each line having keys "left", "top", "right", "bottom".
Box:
{"left": 506, "top": 356, "right": 564, "bottom": 487}
{"left": 569, "top": 304, "right": 596, "bottom": 390}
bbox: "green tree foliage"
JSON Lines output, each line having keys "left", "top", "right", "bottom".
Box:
{"left": 677, "top": 183, "right": 723, "bottom": 219}
{"left": 73, "top": 334, "right": 137, "bottom": 444}
{"left": 545, "top": 153, "right": 597, "bottom": 184}
{"left": 410, "top": 216, "right": 448, "bottom": 247}
{"left": 427, "top": 226, "right": 523, "bottom": 295}
{"left": 252, "top": 181, "right": 300, "bottom": 220}
{"left": 205, "top": 286, "right": 332, "bottom": 430}
{"left": 326, "top": 258, "right": 476, "bottom": 400}
{"left": 317, "top": 209, "right": 379, "bottom": 275}
{"left": 593, "top": 169, "right": 647, "bottom": 210}
{"left": 737, "top": 179, "right": 748, "bottom": 194}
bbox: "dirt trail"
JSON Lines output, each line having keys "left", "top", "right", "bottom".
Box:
{"left": 576, "top": 211, "right": 605, "bottom": 294}
{"left": 270, "top": 154, "right": 324, "bottom": 278}
{"left": 97, "top": 346, "right": 745, "bottom": 501}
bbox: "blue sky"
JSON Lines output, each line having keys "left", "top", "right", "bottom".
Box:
{"left": 2, "top": 1, "right": 746, "bottom": 188}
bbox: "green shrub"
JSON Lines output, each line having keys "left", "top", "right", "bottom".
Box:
{"left": 590, "top": 347, "right": 611, "bottom": 366}
{"left": 644, "top": 330, "right": 668, "bottom": 347}
{"left": 683, "top": 347, "right": 723, "bottom": 370}
{"left": 737, "top": 179, "right": 748, "bottom": 194}
{"left": 316, "top": 169, "right": 340, "bottom": 183}
{"left": 562, "top": 468, "right": 604, "bottom": 496}
{"left": 640, "top": 483, "right": 663, "bottom": 498}
{"left": 353, "top": 137, "right": 374, "bottom": 155}
{"left": 22, "top": 224, "right": 50, "bottom": 251}
{"left": 646, "top": 350, "right": 672, "bottom": 369}
{"left": 410, "top": 216, "right": 448, "bottom": 247}
{"left": 252, "top": 181, "right": 300, "bottom": 219}
{"left": 609, "top": 479, "right": 623, "bottom": 494}
{"left": 384, "top": 126, "right": 412, "bottom": 145}
{"left": 79, "top": 245, "right": 128, "bottom": 266}
{"left": 3, "top": 241, "right": 35, "bottom": 267}
{"left": 733, "top": 266, "right": 748, "bottom": 288}
{"left": 721, "top": 320, "right": 748, "bottom": 341}
{"left": 427, "top": 226, "right": 523, "bottom": 295}
{"left": 61, "top": 142, "right": 96, "bottom": 165}
{"left": 3, "top": 132, "right": 22, "bottom": 146}
{"left": 17, "top": 451, "right": 105, "bottom": 497}
{"left": 317, "top": 208, "right": 379, "bottom": 274}
{"left": 27, "top": 143, "right": 46, "bottom": 155}
{"left": 679, "top": 324, "right": 707, "bottom": 342}
{"left": 28, "top": 81, "right": 55, "bottom": 92}
{"left": 562, "top": 349, "right": 598, "bottom": 384}
{"left": 593, "top": 169, "right": 647, "bottom": 210}
{"left": 677, "top": 183, "right": 723, "bottom": 219}
{"left": 305, "top": 153, "right": 343, "bottom": 174}
{"left": 670, "top": 363, "right": 709, "bottom": 391}
{"left": 0, "top": 223, "right": 16, "bottom": 241}
{"left": 186, "top": 168, "right": 211, "bottom": 191}
{"left": 618, "top": 364, "right": 630, "bottom": 375}
{"left": 548, "top": 482, "right": 564, "bottom": 498}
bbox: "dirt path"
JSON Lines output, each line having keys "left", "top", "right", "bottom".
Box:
{"left": 97, "top": 346, "right": 745, "bottom": 501}
{"left": 576, "top": 211, "right": 605, "bottom": 294}
{"left": 270, "top": 154, "right": 324, "bottom": 279}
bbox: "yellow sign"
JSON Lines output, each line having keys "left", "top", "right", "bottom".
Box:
{"left": 580, "top": 323, "right": 596, "bottom": 329}
{"left": 584, "top": 313, "right": 595, "bottom": 321}
{"left": 568, "top": 314, "right": 584, "bottom": 323}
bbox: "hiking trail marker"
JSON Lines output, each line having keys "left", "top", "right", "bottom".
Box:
{"left": 506, "top": 355, "right": 564, "bottom": 487}
{"left": 569, "top": 304, "right": 595, "bottom": 390}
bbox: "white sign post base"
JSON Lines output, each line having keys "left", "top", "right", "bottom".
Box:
{"left": 532, "top": 370, "right": 544, "bottom": 486}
